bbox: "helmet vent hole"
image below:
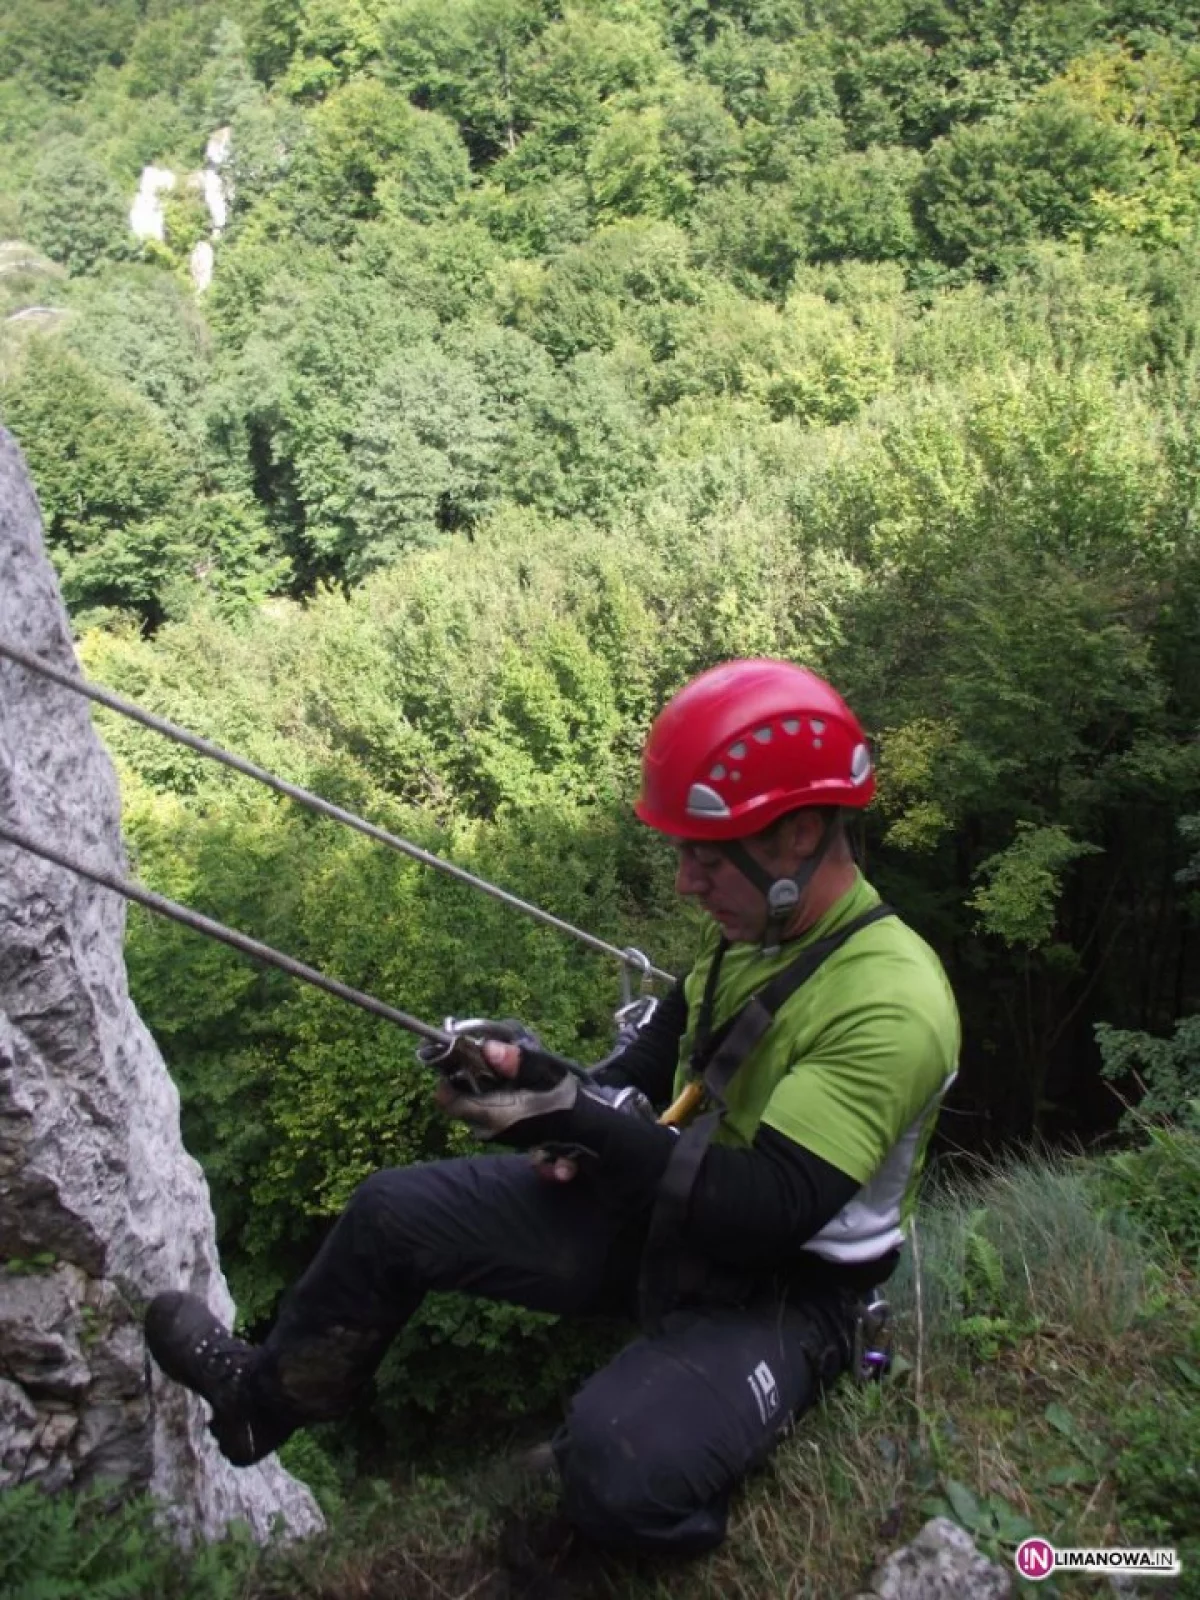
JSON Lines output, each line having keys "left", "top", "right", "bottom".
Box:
{"left": 709, "top": 763, "right": 726, "bottom": 780}
{"left": 730, "top": 770, "right": 742, "bottom": 781}
{"left": 685, "top": 783, "right": 731, "bottom": 818}
{"left": 813, "top": 737, "right": 823, "bottom": 749}
{"left": 782, "top": 718, "right": 800, "bottom": 735}
{"left": 753, "top": 726, "right": 772, "bottom": 744}
{"left": 810, "top": 718, "right": 826, "bottom": 734}
{"left": 728, "top": 741, "right": 747, "bottom": 760}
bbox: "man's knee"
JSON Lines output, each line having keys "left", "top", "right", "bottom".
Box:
{"left": 345, "top": 1168, "right": 402, "bottom": 1229}
{"left": 556, "top": 1401, "right": 730, "bottom": 1555}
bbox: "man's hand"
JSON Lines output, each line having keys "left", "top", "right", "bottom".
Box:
{"left": 436, "top": 1041, "right": 581, "bottom": 1182}
{"left": 434, "top": 1037, "right": 579, "bottom": 1145}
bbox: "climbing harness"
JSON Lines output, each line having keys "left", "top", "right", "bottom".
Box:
{"left": 0, "top": 818, "right": 586, "bottom": 1097}
{"left": 0, "top": 639, "right": 670, "bottom": 1015}
{"left": 638, "top": 903, "right": 896, "bottom": 1329}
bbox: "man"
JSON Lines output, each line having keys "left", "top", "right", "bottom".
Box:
{"left": 146, "top": 659, "right": 959, "bottom": 1554}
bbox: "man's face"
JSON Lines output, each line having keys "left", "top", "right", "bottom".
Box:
{"left": 674, "top": 831, "right": 789, "bottom": 945}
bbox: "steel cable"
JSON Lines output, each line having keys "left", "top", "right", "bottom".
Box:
{"left": 0, "top": 638, "right": 671, "bottom": 985}
{"left": 0, "top": 818, "right": 450, "bottom": 1045}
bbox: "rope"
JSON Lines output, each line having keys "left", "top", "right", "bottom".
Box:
{"left": 0, "top": 639, "right": 672, "bottom": 986}
{"left": 0, "top": 818, "right": 450, "bottom": 1046}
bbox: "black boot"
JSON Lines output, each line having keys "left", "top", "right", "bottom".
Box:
{"left": 144, "top": 1292, "right": 298, "bottom": 1467}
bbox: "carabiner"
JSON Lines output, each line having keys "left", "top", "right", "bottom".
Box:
{"left": 618, "top": 946, "right": 653, "bottom": 1009}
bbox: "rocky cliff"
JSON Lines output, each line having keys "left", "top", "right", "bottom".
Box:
{"left": 0, "top": 427, "right": 321, "bottom": 1540}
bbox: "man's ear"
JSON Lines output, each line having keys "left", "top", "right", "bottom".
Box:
{"left": 762, "top": 808, "right": 821, "bottom": 867}
{"left": 789, "top": 809, "right": 827, "bottom": 861}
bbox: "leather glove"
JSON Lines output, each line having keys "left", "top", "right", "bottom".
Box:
{"left": 438, "top": 1050, "right": 579, "bottom": 1142}
{"left": 421, "top": 1021, "right": 582, "bottom": 1145}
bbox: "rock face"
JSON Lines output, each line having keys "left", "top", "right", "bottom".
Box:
{"left": 130, "top": 129, "right": 232, "bottom": 292}
{"left": 855, "top": 1517, "right": 1014, "bottom": 1600}
{"left": 0, "top": 428, "right": 321, "bottom": 1541}
{"left": 129, "top": 166, "right": 176, "bottom": 243}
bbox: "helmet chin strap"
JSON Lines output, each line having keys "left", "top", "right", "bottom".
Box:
{"left": 721, "top": 817, "right": 839, "bottom": 956}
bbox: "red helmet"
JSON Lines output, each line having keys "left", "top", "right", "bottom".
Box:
{"left": 635, "top": 659, "right": 874, "bottom": 840}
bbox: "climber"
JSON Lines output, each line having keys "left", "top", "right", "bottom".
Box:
{"left": 145, "top": 659, "right": 959, "bottom": 1556}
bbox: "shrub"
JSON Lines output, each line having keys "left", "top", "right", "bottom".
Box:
{"left": 0, "top": 1481, "right": 257, "bottom": 1600}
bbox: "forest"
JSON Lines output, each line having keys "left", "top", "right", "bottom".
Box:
{"left": 2, "top": 0, "right": 1200, "bottom": 1522}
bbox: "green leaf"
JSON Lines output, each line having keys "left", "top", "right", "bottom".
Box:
{"left": 1043, "top": 1463, "right": 1096, "bottom": 1487}
{"left": 1044, "top": 1402, "right": 1077, "bottom": 1439}
{"left": 992, "top": 1504, "right": 1038, "bottom": 1543}
{"left": 945, "top": 1479, "right": 985, "bottom": 1532}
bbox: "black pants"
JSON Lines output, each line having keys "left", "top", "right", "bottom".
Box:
{"left": 262, "top": 1154, "right": 859, "bottom": 1555}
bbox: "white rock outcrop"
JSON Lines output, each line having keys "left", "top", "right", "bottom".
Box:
{"left": 189, "top": 240, "right": 215, "bottom": 294}
{"left": 129, "top": 166, "right": 177, "bottom": 243}
{"left": 0, "top": 427, "right": 321, "bottom": 1541}
{"left": 133, "top": 130, "right": 232, "bottom": 292}
{"left": 206, "top": 128, "right": 233, "bottom": 172}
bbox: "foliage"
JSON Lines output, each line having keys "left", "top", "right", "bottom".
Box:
{"left": 1092, "top": 1121, "right": 1200, "bottom": 1266}
{"left": 1114, "top": 1384, "right": 1200, "bottom": 1580}
{"left": 970, "top": 823, "right": 1103, "bottom": 950}
{"left": 0, "top": 2, "right": 140, "bottom": 99}
{"left": 19, "top": 137, "right": 131, "bottom": 275}
{"left": 0, "top": 1480, "right": 257, "bottom": 1600}
{"left": 5, "top": 0, "right": 1200, "bottom": 1490}
{"left": 1097, "top": 1016, "right": 1200, "bottom": 1126}
{"left": 0, "top": 340, "right": 189, "bottom": 618}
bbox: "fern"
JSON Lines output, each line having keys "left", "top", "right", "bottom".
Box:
{"left": 0, "top": 1484, "right": 78, "bottom": 1597}
{"left": 962, "top": 1207, "right": 1006, "bottom": 1313}
{"left": 0, "top": 1481, "right": 255, "bottom": 1600}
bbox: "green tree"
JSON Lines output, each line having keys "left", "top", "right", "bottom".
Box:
{"left": 793, "top": 145, "right": 921, "bottom": 263}
{"left": 916, "top": 92, "right": 1142, "bottom": 270}
{"left": 380, "top": 0, "right": 547, "bottom": 163}
{"left": 0, "top": 0, "right": 139, "bottom": 98}
{"left": 19, "top": 137, "right": 130, "bottom": 275}
{"left": 297, "top": 77, "right": 470, "bottom": 235}
{"left": 279, "top": 0, "right": 390, "bottom": 99}
{"left": 585, "top": 106, "right": 690, "bottom": 220}
{"left": 0, "top": 341, "right": 188, "bottom": 619}
{"left": 65, "top": 268, "right": 211, "bottom": 432}
{"left": 347, "top": 344, "right": 502, "bottom": 570}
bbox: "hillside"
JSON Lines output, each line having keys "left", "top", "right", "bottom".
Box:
{"left": 1, "top": 0, "right": 1199, "bottom": 1590}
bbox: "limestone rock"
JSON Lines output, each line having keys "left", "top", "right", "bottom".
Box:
{"left": 191, "top": 168, "right": 228, "bottom": 234}
{"left": 855, "top": 1517, "right": 1014, "bottom": 1600}
{"left": 190, "top": 240, "right": 215, "bottom": 294}
{"left": 129, "top": 167, "right": 176, "bottom": 243}
{"left": 206, "top": 128, "right": 233, "bottom": 170}
{"left": 0, "top": 426, "right": 322, "bottom": 1541}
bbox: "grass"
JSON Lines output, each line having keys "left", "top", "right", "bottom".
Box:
{"left": 238, "top": 1150, "right": 1199, "bottom": 1600}
{"left": 5, "top": 1150, "right": 1195, "bottom": 1599}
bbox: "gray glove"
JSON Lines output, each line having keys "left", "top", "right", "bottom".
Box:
{"left": 439, "top": 1067, "right": 579, "bottom": 1142}
{"left": 425, "top": 1024, "right": 582, "bottom": 1146}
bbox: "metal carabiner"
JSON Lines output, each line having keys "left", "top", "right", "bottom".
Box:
{"left": 852, "top": 1290, "right": 893, "bottom": 1383}
{"left": 618, "top": 946, "right": 654, "bottom": 1009}
{"left": 612, "top": 992, "right": 659, "bottom": 1045}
